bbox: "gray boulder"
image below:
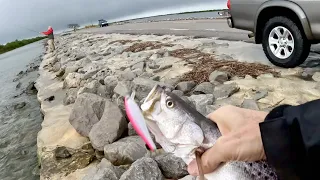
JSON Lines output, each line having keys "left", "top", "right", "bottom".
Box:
{"left": 89, "top": 99, "right": 127, "bottom": 151}
{"left": 213, "top": 83, "right": 240, "bottom": 100}
{"left": 188, "top": 94, "right": 214, "bottom": 115}
{"left": 209, "top": 70, "right": 229, "bottom": 84}
{"left": 132, "top": 77, "right": 174, "bottom": 101}
{"left": 172, "top": 90, "right": 184, "bottom": 97}
{"left": 206, "top": 97, "right": 243, "bottom": 114}
{"left": 120, "top": 69, "right": 137, "bottom": 81}
{"left": 155, "top": 153, "right": 189, "bottom": 179}
{"left": 63, "top": 72, "right": 84, "bottom": 89}
{"left": 77, "top": 80, "right": 100, "bottom": 95}
{"left": 312, "top": 72, "right": 320, "bottom": 82}
{"left": 92, "top": 69, "right": 113, "bottom": 82}
{"left": 63, "top": 88, "right": 78, "bottom": 105}
{"left": 253, "top": 90, "right": 268, "bottom": 101}
{"left": 132, "top": 69, "right": 143, "bottom": 76}
{"left": 176, "top": 81, "right": 196, "bottom": 93}
{"left": 104, "top": 136, "right": 147, "bottom": 165}
{"left": 119, "top": 157, "right": 164, "bottom": 180}
{"left": 193, "top": 82, "right": 214, "bottom": 94}
{"left": 83, "top": 158, "right": 125, "bottom": 180}
{"left": 114, "top": 81, "right": 133, "bottom": 97}
{"left": 69, "top": 93, "right": 106, "bottom": 137}
{"left": 131, "top": 61, "right": 145, "bottom": 71}
{"left": 128, "top": 122, "right": 138, "bottom": 136}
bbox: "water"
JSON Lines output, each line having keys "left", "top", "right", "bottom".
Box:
{"left": 0, "top": 41, "right": 44, "bottom": 180}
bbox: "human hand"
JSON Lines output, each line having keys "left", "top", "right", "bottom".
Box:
{"left": 188, "top": 105, "right": 268, "bottom": 176}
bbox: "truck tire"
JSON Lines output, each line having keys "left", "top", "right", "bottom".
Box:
{"left": 262, "top": 16, "right": 310, "bottom": 68}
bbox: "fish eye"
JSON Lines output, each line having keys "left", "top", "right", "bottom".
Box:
{"left": 166, "top": 99, "right": 174, "bottom": 108}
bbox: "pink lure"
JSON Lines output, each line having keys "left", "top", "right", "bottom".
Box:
{"left": 124, "top": 94, "right": 157, "bottom": 151}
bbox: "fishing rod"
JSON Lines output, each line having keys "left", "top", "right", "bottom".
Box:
{"left": 15, "top": 24, "right": 40, "bottom": 34}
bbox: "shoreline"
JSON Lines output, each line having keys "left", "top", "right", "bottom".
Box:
{"left": 35, "top": 33, "right": 320, "bottom": 179}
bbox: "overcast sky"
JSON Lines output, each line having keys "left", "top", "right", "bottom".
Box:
{"left": 0, "top": 0, "right": 226, "bottom": 44}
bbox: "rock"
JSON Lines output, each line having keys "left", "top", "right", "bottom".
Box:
{"left": 63, "top": 72, "right": 83, "bottom": 89}
{"left": 164, "top": 78, "right": 180, "bottom": 87}
{"left": 77, "top": 80, "right": 100, "bottom": 95}
{"left": 16, "top": 82, "right": 21, "bottom": 89}
{"left": 62, "top": 63, "right": 80, "bottom": 79}
{"left": 132, "top": 77, "right": 174, "bottom": 101}
{"left": 172, "top": 90, "right": 184, "bottom": 97}
{"left": 14, "top": 102, "right": 26, "bottom": 110}
{"left": 120, "top": 70, "right": 137, "bottom": 81}
{"left": 83, "top": 158, "right": 125, "bottom": 180}
{"left": 89, "top": 99, "right": 127, "bottom": 151}
{"left": 131, "top": 61, "right": 145, "bottom": 71}
{"left": 152, "top": 76, "right": 160, "bottom": 81}
{"left": 104, "top": 75, "right": 118, "bottom": 94}
{"left": 140, "top": 72, "right": 154, "bottom": 78}
{"left": 56, "top": 68, "right": 65, "bottom": 77}
{"left": 44, "top": 95, "right": 55, "bottom": 102}
{"left": 241, "top": 99, "right": 260, "bottom": 110}
{"left": 32, "top": 166, "right": 40, "bottom": 176}
{"left": 92, "top": 69, "right": 113, "bottom": 82}
{"left": 148, "top": 62, "right": 160, "bottom": 69}
{"left": 104, "top": 136, "right": 147, "bottom": 165}
{"left": 193, "top": 82, "right": 214, "bottom": 94}
{"left": 149, "top": 53, "right": 161, "bottom": 61}
{"left": 154, "top": 153, "right": 188, "bottom": 179}
{"left": 63, "top": 88, "right": 78, "bottom": 105}
{"left": 245, "top": 75, "right": 254, "bottom": 79}
{"left": 257, "top": 73, "right": 274, "bottom": 79}
{"left": 209, "top": 70, "right": 229, "bottom": 84}
{"left": 175, "top": 81, "right": 196, "bottom": 93}
{"left": 52, "top": 63, "right": 61, "bottom": 72}
{"left": 54, "top": 146, "right": 71, "bottom": 159}
{"left": 76, "top": 52, "right": 86, "bottom": 60}
{"left": 69, "top": 93, "right": 106, "bottom": 137}
{"left": 213, "top": 83, "right": 240, "bottom": 100}
{"left": 132, "top": 69, "right": 143, "bottom": 76}
{"left": 206, "top": 97, "right": 243, "bottom": 114}
{"left": 180, "top": 175, "right": 197, "bottom": 180}
{"left": 153, "top": 64, "right": 173, "bottom": 73}
{"left": 119, "top": 157, "right": 164, "bottom": 180}
{"left": 128, "top": 122, "right": 138, "bottom": 136}
{"left": 253, "top": 90, "right": 268, "bottom": 101}
{"left": 181, "top": 96, "right": 196, "bottom": 109}
{"left": 114, "top": 81, "right": 133, "bottom": 97}
{"left": 312, "top": 72, "right": 320, "bottom": 82}
{"left": 188, "top": 94, "right": 214, "bottom": 115}
{"left": 26, "top": 82, "right": 38, "bottom": 95}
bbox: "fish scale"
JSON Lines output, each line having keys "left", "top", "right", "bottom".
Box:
{"left": 141, "top": 85, "right": 278, "bottom": 180}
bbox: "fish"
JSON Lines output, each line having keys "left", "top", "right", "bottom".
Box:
{"left": 140, "top": 84, "right": 278, "bottom": 180}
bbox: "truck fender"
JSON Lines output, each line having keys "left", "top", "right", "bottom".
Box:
{"left": 255, "top": 1, "right": 313, "bottom": 40}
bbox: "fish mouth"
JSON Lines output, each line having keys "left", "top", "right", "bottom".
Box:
{"left": 141, "top": 85, "right": 165, "bottom": 112}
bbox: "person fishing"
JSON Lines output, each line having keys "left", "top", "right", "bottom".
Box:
{"left": 187, "top": 99, "right": 320, "bottom": 180}
{"left": 40, "top": 26, "right": 55, "bottom": 52}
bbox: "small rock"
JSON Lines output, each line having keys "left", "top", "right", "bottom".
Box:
{"left": 54, "top": 146, "right": 71, "bottom": 159}
{"left": 56, "top": 69, "right": 65, "bottom": 77}
{"left": 164, "top": 78, "right": 180, "bottom": 87}
{"left": 253, "top": 90, "right": 268, "bottom": 101}
{"left": 245, "top": 75, "right": 254, "bottom": 79}
{"left": 119, "top": 157, "right": 164, "bottom": 180}
{"left": 128, "top": 122, "right": 137, "bottom": 136}
{"left": 312, "top": 72, "right": 320, "bottom": 82}
{"left": 14, "top": 102, "right": 26, "bottom": 110}
{"left": 193, "top": 82, "right": 214, "bottom": 94}
{"left": 213, "top": 83, "right": 240, "bottom": 100}
{"left": 181, "top": 96, "right": 196, "bottom": 109}
{"left": 153, "top": 64, "right": 173, "bottom": 73}
{"left": 149, "top": 53, "right": 161, "bottom": 61}
{"left": 140, "top": 72, "right": 154, "bottom": 78}
{"left": 83, "top": 158, "right": 125, "bottom": 180}
{"left": 131, "top": 61, "right": 145, "bottom": 71}
{"left": 206, "top": 97, "right": 243, "bottom": 114}
{"left": 13, "top": 77, "right": 19, "bottom": 82}
{"left": 63, "top": 88, "right": 78, "bottom": 105}
{"left": 209, "top": 70, "right": 229, "bottom": 84}
{"left": 44, "top": 96, "right": 55, "bottom": 102}
{"left": 63, "top": 72, "right": 83, "bottom": 89}
{"left": 78, "top": 80, "right": 100, "bottom": 95}
{"left": 76, "top": 53, "right": 86, "bottom": 60}
{"left": 114, "top": 81, "right": 133, "bottom": 97}
{"left": 52, "top": 63, "right": 61, "bottom": 72}
{"left": 188, "top": 94, "right": 214, "bottom": 115}
{"left": 155, "top": 153, "right": 188, "bottom": 179}
{"left": 104, "top": 136, "right": 147, "bottom": 165}
{"left": 172, "top": 90, "right": 184, "bottom": 97}
{"left": 26, "top": 82, "right": 37, "bottom": 95}
{"left": 152, "top": 76, "right": 160, "bottom": 81}
{"left": 257, "top": 73, "right": 274, "bottom": 79}
{"left": 176, "top": 81, "right": 196, "bottom": 93}
{"left": 132, "top": 69, "right": 143, "bottom": 76}
{"left": 89, "top": 99, "right": 127, "bottom": 151}
{"left": 120, "top": 70, "right": 137, "bottom": 81}
{"left": 241, "top": 99, "right": 260, "bottom": 110}
{"left": 69, "top": 93, "right": 106, "bottom": 137}
{"left": 16, "top": 82, "right": 21, "bottom": 89}
{"left": 148, "top": 62, "right": 160, "bottom": 69}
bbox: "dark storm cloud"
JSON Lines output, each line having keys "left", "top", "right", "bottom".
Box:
{"left": 0, "top": 0, "right": 226, "bottom": 44}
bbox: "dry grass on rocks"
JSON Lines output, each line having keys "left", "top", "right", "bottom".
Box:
{"left": 124, "top": 41, "right": 174, "bottom": 53}
{"left": 171, "top": 48, "right": 280, "bottom": 84}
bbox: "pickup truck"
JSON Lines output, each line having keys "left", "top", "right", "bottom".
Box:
{"left": 226, "top": 0, "right": 320, "bottom": 68}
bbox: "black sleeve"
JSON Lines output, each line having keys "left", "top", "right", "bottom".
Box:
{"left": 259, "top": 99, "right": 320, "bottom": 180}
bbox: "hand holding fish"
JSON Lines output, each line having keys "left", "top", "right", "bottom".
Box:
{"left": 188, "top": 105, "right": 269, "bottom": 176}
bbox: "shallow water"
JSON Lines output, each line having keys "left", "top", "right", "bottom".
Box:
{"left": 0, "top": 41, "right": 44, "bottom": 180}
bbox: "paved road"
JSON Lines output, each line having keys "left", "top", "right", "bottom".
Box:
{"left": 78, "top": 19, "right": 254, "bottom": 43}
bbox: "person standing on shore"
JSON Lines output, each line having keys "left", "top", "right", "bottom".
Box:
{"left": 40, "top": 26, "right": 55, "bottom": 52}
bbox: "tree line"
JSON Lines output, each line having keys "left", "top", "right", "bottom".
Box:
{"left": 0, "top": 36, "right": 47, "bottom": 55}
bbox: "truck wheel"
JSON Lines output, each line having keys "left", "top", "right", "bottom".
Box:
{"left": 262, "top": 16, "right": 310, "bottom": 68}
